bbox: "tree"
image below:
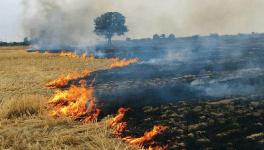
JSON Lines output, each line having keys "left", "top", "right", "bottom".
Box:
{"left": 168, "top": 34, "right": 176, "bottom": 40}
{"left": 153, "top": 34, "right": 160, "bottom": 40}
{"left": 23, "top": 37, "right": 30, "bottom": 45}
{"left": 94, "top": 12, "right": 128, "bottom": 47}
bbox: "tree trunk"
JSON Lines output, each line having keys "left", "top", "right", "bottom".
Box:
{"left": 107, "top": 32, "right": 113, "bottom": 48}
{"left": 108, "top": 37, "right": 112, "bottom": 48}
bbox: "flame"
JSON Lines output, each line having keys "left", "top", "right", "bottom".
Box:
{"left": 148, "top": 145, "right": 168, "bottom": 150}
{"left": 43, "top": 52, "right": 170, "bottom": 148}
{"left": 86, "top": 54, "right": 95, "bottom": 61}
{"left": 43, "top": 51, "right": 49, "bottom": 55}
{"left": 108, "top": 108, "right": 129, "bottom": 127}
{"left": 48, "top": 80, "right": 100, "bottom": 122}
{"left": 51, "top": 51, "right": 139, "bottom": 68}
{"left": 110, "top": 58, "right": 139, "bottom": 68}
{"left": 45, "top": 57, "right": 139, "bottom": 88}
{"left": 59, "top": 51, "right": 96, "bottom": 62}
{"left": 123, "top": 125, "right": 168, "bottom": 147}
{"left": 81, "top": 53, "right": 87, "bottom": 60}
{"left": 81, "top": 53, "right": 96, "bottom": 61}
{"left": 60, "top": 51, "right": 78, "bottom": 58}
{"left": 108, "top": 108, "right": 168, "bottom": 149}
{"left": 46, "top": 69, "right": 91, "bottom": 88}
{"left": 31, "top": 51, "right": 39, "bottom": 54}
{"left": 108, "top": 108, "right": 130, "bottom": 136}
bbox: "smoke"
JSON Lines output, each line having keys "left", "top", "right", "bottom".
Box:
{"left": 110, "top": 0, "right": 264, "bottom": 37}
{"left": 23, "top": 0, "right": 264, "bottom": 49}
{"left": 190, "top": 68, "right": 264, "bottom": 97}
{"left": 23, "top": 0, "right": 114, "bottom": 49}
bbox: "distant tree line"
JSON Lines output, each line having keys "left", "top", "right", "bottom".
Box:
{"left": 0, "top": 37, "right": 30, "bottom": 46}
{"left": 153, "top": 34, "right": 176, "bottom": 40}
{"left": 125, "top": 34, "right": 176, "bottom": 42}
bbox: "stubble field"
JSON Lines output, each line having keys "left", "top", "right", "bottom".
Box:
{"left": 0, "top": 47, "right": 131, "bottom": 150}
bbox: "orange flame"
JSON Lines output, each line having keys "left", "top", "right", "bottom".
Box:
{"left": 46, "top": 57, "right": 139, "bottom": 88}
{"left": 59, "top": 51, "right": 139, "bottom": 68}
{"left": 108, "top": 108, "right": 129, "bottom": 127}
{"left": 48, "top": 80, "right": 100, "bottom": 123}
{"left": 108, "top": 108, "right": 130, "bottom": 136}
{"left": 86, "top": 54, "right": 95, "bottom": 61}
{"left": 123, "top": 125, "right": 168, "bottom": 147}
{"left": 44, "top": 51, "right": 52, "bottom": 55}
{"left": 81, "top": 53, "right": 87, "bottom": 60}
{"left": 59, "top": 51, "right": 97, "bottom": 62}
{"left": 60, "top": 51, "right": 78, "bottom": 58}
{"left": 43, "top": 52, "right": 169, "bottom": 148}
{"left": 110, "top": 58, "right": 139, "bottom": 68}
{"left": 81, "top": 54, "right": 96, "bottom": 61}
{"left": 148, "top": 145, "right": 168, "bottom": 150}
{"left": 46, "top": 69, "right": 91, "bottom": 88}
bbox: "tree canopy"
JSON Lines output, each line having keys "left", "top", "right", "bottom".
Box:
{"left": 94, "top": 12, "right": 128, "bottom": 47}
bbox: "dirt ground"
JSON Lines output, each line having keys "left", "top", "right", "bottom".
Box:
{"left": 123, "top": 98, "right": 264, "bottom": 149}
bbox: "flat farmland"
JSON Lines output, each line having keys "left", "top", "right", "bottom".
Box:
{"left": 0, "top": 47, "right": 131, "bottom": 150}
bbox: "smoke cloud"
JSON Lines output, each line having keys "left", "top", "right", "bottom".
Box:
{"left": 23, "top": 0, "right": 264, "bottom": 49}
{"left": 23, "top": 0, "right": 105, "bottom": 49}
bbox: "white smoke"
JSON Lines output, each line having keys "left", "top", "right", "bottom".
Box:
{"left": 23, "top": 0, "right": 114, "bottom": 49}
{"left": 23, "top": 0, "right": 264, "bottom": 49}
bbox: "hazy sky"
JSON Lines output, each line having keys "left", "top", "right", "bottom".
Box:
{"left": 0, "top": 0, "right": 23, "bottom": 41}
{"left": 1, "top": 0, "right": 264, "bottom": 41}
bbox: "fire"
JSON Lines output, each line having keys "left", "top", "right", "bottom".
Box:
{"left": 81, "top": 53, "right": 87, "bottom": 60}
{"left": 81, "top": 53, "right": 96, "bottom": 61}
{"left": 46, "top": 69, "right": 91, "bottom": 88}
{"left": 123, "top": 125, "right": 168, "bottom": 147}
{"left": 108, "top": 107, "right": 130, "bottom": 136}
{"left": 45, "top": 57, "right": 139, "bottom": 88}
{"left": 48, "top": 80, "right": 100, "bottom": 123}
{"left": 60, "top": 51, "right": 78, "bottom": 58}
{"left": 108, "top": 108, "right": 168, "bottom": 149}
{"left": 110, "top": 58, "right": 139, "bottom": 68}
{"left": 44, "top": 51, "right": 54, "bottom": 55}
{"left": 59, "top": 51, "right": 96, "bottom": 62}
{"left": 43, "top": 52, "right": 169, "bottom": 148}
{"left": 108, "top": 108, "right": 129, "bottom": 127}
{"left": 148, "top": 145, "right": 168, "bottom": 150}
{"left": 45, "top": 51, "right": 139, "bottom": 68}
{"left": 86, "top": 54, "right": 95, "bottom": 61}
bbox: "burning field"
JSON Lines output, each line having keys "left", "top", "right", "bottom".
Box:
{"left": 43, "top": 52, "right": 168, "bottom": 149}
{"left": 0, "top": 47, "right": 167, "bottom": 149}
{"left": 0, "top": 47, "right": 132, "bottom": 149}
{"left": 0, "top": 40, "right": 264, "bottom": 150}
{"left": 41, "top": 35, "right": 264, "bottom": 149}
{"left": 2, "top": 0, "right": 264, "bottom": 149}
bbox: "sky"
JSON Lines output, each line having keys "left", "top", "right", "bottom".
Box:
{"left": 1, "top": 0, "right": 264, "bottom": 42}
{"left": 0, "top": 0, "right": 23, "bottom": 41}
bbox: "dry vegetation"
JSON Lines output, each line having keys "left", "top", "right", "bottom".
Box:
{"left": 0, "top": 47, "right": 132, "bottom": 150}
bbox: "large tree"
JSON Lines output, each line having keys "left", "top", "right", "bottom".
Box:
{"left": 94, "top": 12, "right": 128, "bottom": 47}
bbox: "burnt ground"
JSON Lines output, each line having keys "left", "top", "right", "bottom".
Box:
{"left": 89, "top": 36, "right": 264, "bottom": 149}
{"left": 90, "top": 62, "right": 264, "bottom": 149}
{"left": 120, "top": 97, "right": 264, "bottom": 150}
{"left": 43, "top": 35, "right": 264, "bottom": 149}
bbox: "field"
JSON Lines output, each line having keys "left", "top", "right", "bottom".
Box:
{"left": 0, "top": 47, "right": 131, "bottom": 150}
{"left": 90, "top": 34, "right": 264, "bottom": 149}
{"left": 0, "top": 45, "right": 263, "bottom": 150}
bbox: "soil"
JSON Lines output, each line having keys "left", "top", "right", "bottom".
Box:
{"left": 118, "top": 98, "right": 264, "bottom": 150}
